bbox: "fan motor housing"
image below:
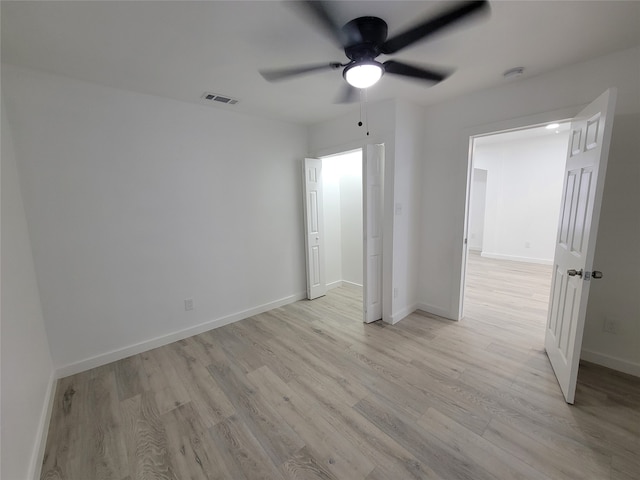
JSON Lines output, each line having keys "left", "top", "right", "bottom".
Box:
{"left": 343, "top": 17, "right": 388, "bottom": 61}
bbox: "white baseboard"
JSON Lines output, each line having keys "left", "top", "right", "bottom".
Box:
{"left": 480, "top": 252, "right": 553, "bottom": 265}
{"left": 415, "top": 302, "right": 457, "bottom": 321}
{"left": 55, "top": 291, "right": 306, "bottom": 378}
{"left": 581, "top": 349, "right": 640, "bottom": 378}
{"left": 327, "top": 280, "right": 363, "bottom": 290}
{"left": 29, "top": 371, "right": 57, "bottom": 480}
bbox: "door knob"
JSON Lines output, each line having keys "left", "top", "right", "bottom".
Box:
{"left": 567, "top": 269, "right": 583, "bottom": 277}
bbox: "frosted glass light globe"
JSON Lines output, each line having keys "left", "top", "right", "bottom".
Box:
{"left": 344, "top": 63, "right": 383, "bottom": 89}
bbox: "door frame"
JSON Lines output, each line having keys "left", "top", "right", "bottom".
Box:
{"left": 309, "top": 136, "right": 393, "bottom": 323}
{"left": 457, "top": 106, "right": 581, "bottom": 321}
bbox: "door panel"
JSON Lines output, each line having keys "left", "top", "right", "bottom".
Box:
{"left": 309, "top": 191, "right": 319, "bottom": 233}
{"left": 571, "top": 167, "right": 593, "bottom": 253}
{"left": 303, "top": 158, "right": 326, "bottom": 299}
{"left": 364, "top": 144, "right": 384, "bottom": 323}
{"left": 545, "top": 89, "right": 617, "bottom": 404}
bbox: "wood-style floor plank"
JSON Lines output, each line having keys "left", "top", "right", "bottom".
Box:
{"left": 209, "top": 414, "right": 284, "bottom": 480}
{"left": 113, "top": 354, "right": 149, "bottom": 402}
{"left": 164, "top": 340, "right": 235, "bottom": 428}
{"left": 82, "top": 368, "right": 129, "bottom": 480}
{"left": 161, "top": 402, "right": 233, "bottom": 480}
{"left": 418, "top": 407, "right": 552, "bottom": 480}
{"left": 354, "top": 393, "right": 494, "bottom": 480}
{"left": 207, "top": 360, "right": 305, "bottom": 468}
{"left": 40, "top": 253, "right": 640, "bottom": 479}
{"left": 120, "top": 392, "right": 178, "bottom": 480}
{"left": 280, "top": 446, "right": 339, "bottom": 480}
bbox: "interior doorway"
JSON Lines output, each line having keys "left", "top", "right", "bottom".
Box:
{"left": 462, "top": 122, "right": 571, "bottom": 325}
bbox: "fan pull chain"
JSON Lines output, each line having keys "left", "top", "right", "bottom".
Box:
{"left": 357, "top": 89, "right": 370, "bottom": 136}
{"left": 364, "top": 88, "right": 370, "bottom": 136}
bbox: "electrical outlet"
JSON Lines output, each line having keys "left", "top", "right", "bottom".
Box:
{"left": 184, "top": 298, "right": 194, "bottom": 311}
{"left": 603, "top": 318, "right": 617, "bottom": 334}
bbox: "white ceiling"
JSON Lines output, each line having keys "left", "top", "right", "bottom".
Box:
{"left": 2, "top": 1, "right": 640, "bottom": 125}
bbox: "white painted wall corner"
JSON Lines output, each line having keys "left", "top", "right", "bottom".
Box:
{"left": 388, "top": 303, "right": 419, "bottom": 325}
{"left": 415, "top": 302, "right": 457, "bottom": 321}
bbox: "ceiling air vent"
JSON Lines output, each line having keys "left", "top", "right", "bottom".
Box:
{"left": 200, "top": 92, "right": 239, "bottom": 105}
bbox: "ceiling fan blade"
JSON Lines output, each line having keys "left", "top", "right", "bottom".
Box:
{"left": 290, "top": 1, "right": 360, "bottom": 48}
{"left": 260, "top": 62, "right": 341, "bottom": 82}
{"left": 334, "top": 84, "right": 359, "bottom": 104}
{"left": 380, "top": 0, "right": 489, "bottom": 54}
{"left": 383, "top": 60, "right": 451, "bottom": 83}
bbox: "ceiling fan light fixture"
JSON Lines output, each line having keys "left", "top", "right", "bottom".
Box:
{"left": 344, "top": 61, "right": 384, "bottom": 89}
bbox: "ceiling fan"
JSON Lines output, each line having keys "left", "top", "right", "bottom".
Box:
{"left": 260, "top": 0, "right": 490, "bottom": 102}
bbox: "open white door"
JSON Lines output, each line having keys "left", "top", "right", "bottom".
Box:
{"left": 303, "top": 158, "right": 327, "bottom": 299}
{"left": 545, "top": 89, "right": 617, "bottom": 404}
{"left": 363, "top": 144, "right": 384, "bottom": 323}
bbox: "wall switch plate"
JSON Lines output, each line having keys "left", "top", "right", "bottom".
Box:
{"left": 184, "top": 298, "right": 194, "bottom": 311}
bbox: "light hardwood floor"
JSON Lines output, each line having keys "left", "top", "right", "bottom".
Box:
{"left": 41, "top": 253, "right": 640, "bottom": 479}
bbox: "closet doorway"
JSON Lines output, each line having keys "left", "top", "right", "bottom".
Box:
{"left": 303, "top": 144, "right": 385, "bottom": 323}
{"left": 322, "top": 150, "right": 364, "bottom": 291}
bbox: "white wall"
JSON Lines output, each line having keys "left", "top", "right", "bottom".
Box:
{"left": 473, "top": 132, "right": 569, "bottom": 264}
{"left": 321, "top": 158, "right": 343, "bottom": 287}
{"left": 468, "top": 168, "right": 487, "bottom": 251}
{"left": 1, "top": 94, "right": 55, "bottom": 480}
{"left": 583, "top": 112, "right": 640, "bottom": 375}
{"left": 2, "top": 64, "right": 309, "bottom": 374}
{"left": 309, "top": 99, "right": 397, "bottom": 154}
{"left": 338, "top": 153, "right": 363, "bottom": 286}
{"left": 392, "top": 100, "right": 424, "bottom": 322}
{"left": 322, "top": 150, "right": 362, "bottom": 287}
{"left": 419, "top": 46, "right": 640, "bottom": 374}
